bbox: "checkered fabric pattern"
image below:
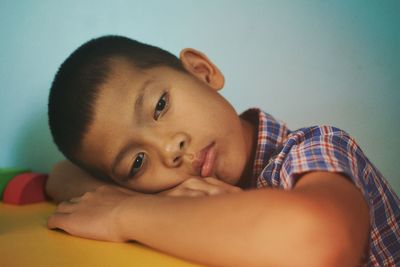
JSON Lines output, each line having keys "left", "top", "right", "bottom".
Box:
{"left": 242, "top": 108, "right": 400, "bottom": 266}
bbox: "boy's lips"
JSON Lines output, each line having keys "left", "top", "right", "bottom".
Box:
{"left": 192, "top": 142, "right": 217, "bottom": 177}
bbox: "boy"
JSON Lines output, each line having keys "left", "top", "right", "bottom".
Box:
{"left": 47, "top": 36, "right": 399, "bottom": 267}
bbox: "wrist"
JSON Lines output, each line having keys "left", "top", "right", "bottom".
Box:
{"left": 114, "top": 193, "right": 154, "bottom": 242}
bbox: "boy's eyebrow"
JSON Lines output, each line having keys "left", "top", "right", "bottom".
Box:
{"left": 134, "top": 77, "right": 155, "bottom": 117}
{"left": 111, "top": 77, "right": 155, "bottom": 177}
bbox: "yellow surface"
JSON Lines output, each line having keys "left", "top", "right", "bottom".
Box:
{"left": 0, "top": 202, "right": 202, "bottom": 267}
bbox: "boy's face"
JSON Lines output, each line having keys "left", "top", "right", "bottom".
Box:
{"left": 79, "top": 50, "right": 256, "bottom": 193}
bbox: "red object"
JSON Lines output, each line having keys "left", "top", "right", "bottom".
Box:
{"left": 3, "top": 173, "right": 49, "bottom": 205}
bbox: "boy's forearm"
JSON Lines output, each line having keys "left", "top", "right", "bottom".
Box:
{"left": 117, "top": 189, "right": 341, "bottom": 267}
{"left": 46, "top": 160, "right": 111, "bottom": 203}
{"left": 48, "top": 172, "right": 367, "bottom": 267}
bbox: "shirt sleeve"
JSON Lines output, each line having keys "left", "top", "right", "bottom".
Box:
{"left": 276, "top": 126, "right": 400, "bottom": 266}
{"left": 278, "top": 126, "right": 370, "bottom": 195}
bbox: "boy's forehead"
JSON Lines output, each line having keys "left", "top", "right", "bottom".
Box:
{"left": 104, "top": 59, "right": 173, "bottom": 97}
{"left": 107, "top": 58, "right": 147, "bottom": 86}
{"left": 106, "top": 57, "right": 185, "bottom": 88}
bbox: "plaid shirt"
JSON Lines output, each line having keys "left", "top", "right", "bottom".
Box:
{"left": 242, "top": 109, "right": 400, "bottom": 266}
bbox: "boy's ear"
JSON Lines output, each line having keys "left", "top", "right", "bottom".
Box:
{"left": 179, "top": 48, "right": 225, "bottom": 90}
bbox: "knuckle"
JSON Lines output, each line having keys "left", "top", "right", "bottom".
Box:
{"left": 70, "top": 197, "right": 81, "bottom": 203}
{"left": 233, "top": 186, "right": 243, "bottom": 192}
{"left": 97, "top": 185, "right": 110, "bottom": 192}
{"left": 59, "top": 200, "right": 68, "bottom": 206}
{"left": 82, "top": 191, "right": 93, "bottom": 200}
{"left": 204, "top": 177, "right": 226, "bottom": 186}
{"left": 57, "top": 201, "right": 69, "bottom": 210}
{"left": 208, "top": 187, "right": 225, "bottom": 195}
{"left": 185, "top": 177, "right": 201, "bottom": 186}
{"left": 204, "top": 177, "right": 217, "bottom": 183}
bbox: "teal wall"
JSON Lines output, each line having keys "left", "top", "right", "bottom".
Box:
{"left": 0, "top": 0, "right": 399, "bottom": 193}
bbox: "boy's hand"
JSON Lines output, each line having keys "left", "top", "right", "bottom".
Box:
{"left": 47, "top": 184, "right": 139, "bottom": 242}
{"left": 47, "top": 178, "right": 241, "bottom": 243}
{"left": 158, "top": 177, "right": 242, "bottom": 197}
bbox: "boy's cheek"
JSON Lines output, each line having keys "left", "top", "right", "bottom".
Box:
{"left": 123, "top": 172, "right": 187, "bottom": 194}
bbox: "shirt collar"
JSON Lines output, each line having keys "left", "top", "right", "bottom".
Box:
{"left": 240, "top": 108, "right": 291, "bottom": 184}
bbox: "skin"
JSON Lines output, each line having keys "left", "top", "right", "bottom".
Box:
{"left": 47, "top": 48, "right": 370, "bottom": 267}
{"left": 78, "top": 49, "right": 255, "bottom": 194}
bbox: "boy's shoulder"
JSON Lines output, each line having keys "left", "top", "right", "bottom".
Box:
{"left": 246, "top": 108, "right": 400, "bottom": 266}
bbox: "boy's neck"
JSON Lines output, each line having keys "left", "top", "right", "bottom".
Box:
{"left": 236, "top": 117, "right": 258, "bottom": 189}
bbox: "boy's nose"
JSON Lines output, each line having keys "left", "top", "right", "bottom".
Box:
{"left": 162, "top": 133, "right": 189, "bottom": 168}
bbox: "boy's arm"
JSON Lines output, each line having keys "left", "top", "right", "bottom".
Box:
{"left": 48, "top": 171, "right": 369, "bottom": 267}
{"left": 46, "top": 160, "right": 113, "bottom": 203}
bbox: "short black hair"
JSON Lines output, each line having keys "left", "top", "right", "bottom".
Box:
{"left": 48, "top": 35, "right": 185, "bottom": 177}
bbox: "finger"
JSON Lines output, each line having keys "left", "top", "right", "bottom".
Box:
{"left": 184, "top": 178, "right": 216, "bottom": 191}
{"left": 69, "top": 197, "right": 81, "bottom": 203}
{"left": 55, "top": 201, "right": 77, "bottom": 213}
{"left": 163, "top": 187, "right": 207, "bottom": 197}
{"left": 203, "top": 177, "right": 242, "bottom": 192}
{"left": 183, "top": 188, "right": 208, "bottom": 197}
{"left": 47, "top": 213, "right": 70, "bottom": 230}
{"left": 203, "top": 177, "right": 232, "bottom": 187}
{"left": 185, "top": 179, "right": 227, "bottom": 196}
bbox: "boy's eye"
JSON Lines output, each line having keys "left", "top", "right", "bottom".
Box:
{"left": 130, "top": 152, "right": 145, "bottom": 177}
{"left": 153, "top": 92, "right": 169, "bottom": 120}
